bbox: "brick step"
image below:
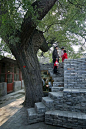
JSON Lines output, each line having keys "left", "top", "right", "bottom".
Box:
{"left": 53, "top": 82, "right": 64, "bottom": 87}
{"left": 57, "top": 68, "right": 64, "bottom": 71}
{"left": 63, "top": 89, "right": 86, "bottom": 99}
{"left": 35, "top": 102, "right": 46, "bottom": 114}
{"left": 64, "top": 83, "right": 86, "bottom": 89}
{"left": 45, "top": 110, "right": 86, "bottom": 128}
{"left": 42, "top": 97, "right": 54, "bottom": 110}
{"left": 50, "top": 72, "right": 64, "bottom": 77}
{"left": 48, "top": 70, "right": 53, "bottom": 75}
{"left": 48, "top": 92, "right": 63, "bottom": 110}
{"left": 48, "top": 92, "right": 63, "bottom": 100}
{"left": 48, "top": 68, "right": 53, "bottom": 71}
{"left": 48, "top": 72, "right": 60, "bottom": 79}
{"left": 54, "top": 77, "right": 64, "bottom": 82}
{"left": 51, "top": 87, "right": 64, "bottom": 92}
{"left": 64, "top": 88, "right": 86, "bottom": 93}
{"left": 27, "top": 108, "right": 44, "bottom": 124}
{"left": 53, "top": 76, "right": 64, "bottom": 80}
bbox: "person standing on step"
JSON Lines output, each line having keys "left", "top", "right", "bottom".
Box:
{"left": 52, "top": 46, "right": 59, "bottom": 73}
{"left": 52, "top": 46, "right": 59, "bottom": 63}
{"left": 62, "top": 50, "right": 68, "bottom": 62}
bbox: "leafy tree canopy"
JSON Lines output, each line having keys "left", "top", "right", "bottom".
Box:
{"left": 37, "top": 0, "right": 86, "bottom": 59}
{"left": 0, "top": 0, "right": 86, "bottom": 59}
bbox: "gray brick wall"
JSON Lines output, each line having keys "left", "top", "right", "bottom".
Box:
{"left": 63, "top": 58, "right": 86, "bottom": 113}
{"left": 0, "top": 82, "right": 7, "bottom": 96}
{"left": 64, "top": 58, "right": 86, "bottom": 89}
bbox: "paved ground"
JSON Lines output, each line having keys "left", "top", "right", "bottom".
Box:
{"left": 0, "top": 91, "right": 67, "bottom": 129}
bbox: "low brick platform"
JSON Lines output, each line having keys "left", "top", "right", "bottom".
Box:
{"left": 45, "top": 110, "right": 86, "bottom": 128}
{"left": 63, "top": 89, "right": 86, "bottom": 113}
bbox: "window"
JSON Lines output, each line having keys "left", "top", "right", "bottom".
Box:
{"left": 0, "top": 74, "right": 5, "bottom": 82}
{"left": 7, "top": 74, "right": 12, "bottom": 78}
{"left": 6, "top": 67, "right": 13, "bottom": 73}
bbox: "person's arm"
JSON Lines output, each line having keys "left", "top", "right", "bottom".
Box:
{"left": 61, "top": 51, "right": 64, "bottom": 57}
{"left": 58, "top": 52, "right": 60, "bottom": 58}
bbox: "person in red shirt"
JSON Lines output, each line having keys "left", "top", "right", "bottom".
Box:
{"left": 62, "top": 50, "right": 68, "bottom": 62}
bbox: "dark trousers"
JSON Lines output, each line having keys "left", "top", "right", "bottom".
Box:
{"left": 53, "top": 59, "right": 58, "bottom": 73}
{"left": 54, "top": 66, "right": 57, "bottom": 73}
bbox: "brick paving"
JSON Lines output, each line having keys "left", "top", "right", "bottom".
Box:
{"left": 0, "top": 95, "right": 66, "bottom": 129}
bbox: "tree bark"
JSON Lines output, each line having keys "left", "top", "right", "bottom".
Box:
{"left": 17, "top": 49, "right": 43, "bottom": 107}
{"left": 10, "top": 30, "right": 48, "bottom": 107}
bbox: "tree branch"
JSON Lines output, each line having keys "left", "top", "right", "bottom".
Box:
{"left": 32, "top": 0, "right": 57, "bottom": 20}
{"left": 68, "top": 0, "right": 83, "bottom": 10}
{"left": 43, "top": 22, "right": 62, "bottom": 33}
{"left": 21, "top": 0, "right": 57, "bottom": 44}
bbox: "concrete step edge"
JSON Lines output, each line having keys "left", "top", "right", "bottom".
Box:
{"left": 35, "top": 102, "right": 46, "bottom": 114}
{"left": 27, "top": 108, "right": 45, "bottom": 124}
{"left": 48, "top": 92, "right": 63, "bottom": 98}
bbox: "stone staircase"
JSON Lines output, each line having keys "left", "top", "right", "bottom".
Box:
{"left": 27, "top": 63, "right": 64, "bottom": 124}
{"left": 27, "top": 62, "right": 86, "bottom": 128}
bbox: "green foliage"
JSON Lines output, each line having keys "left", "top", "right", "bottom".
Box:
{"left": 0, "top": 40, "right": 11, "bottom": 53}
{"left": 37, "top": 0, "right": 86, "bottom": 59}
{"left": 0, "top": 0, "right": 35, "bottom": 43}
{"left": 0, "top": 39, "right": 12, "bottom": 60}
{"left": 0, "top": 0, "right": 86, "bottom": 59}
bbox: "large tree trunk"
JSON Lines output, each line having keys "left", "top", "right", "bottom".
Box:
{"left": 17, "top": 48, "right": 43, "bottom": 107}
{"left": 11, "top": 30, "right": 48, "bottom": 107}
